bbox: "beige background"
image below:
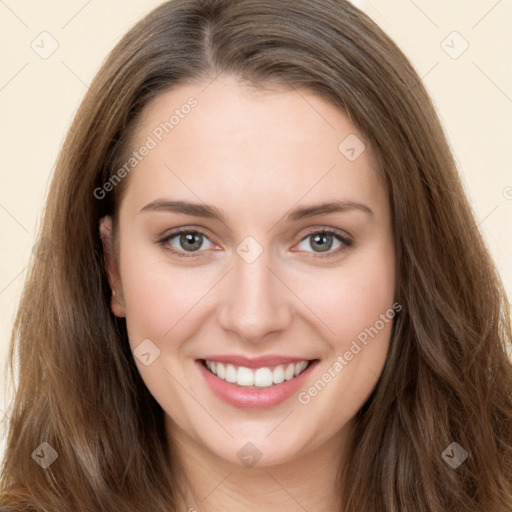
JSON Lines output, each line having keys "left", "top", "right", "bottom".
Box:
{"left": 1, "top": 0, "right": 511, "bottom": 456}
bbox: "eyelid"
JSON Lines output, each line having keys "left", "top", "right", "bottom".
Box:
{"left": 156, "top": 226, "right": 353, "bottom": 259}
{"left": 291, "top": 227, "right": 353, "bottom": 257}
{"left": 296, "top": 225, "right": 353, "bottom": 243}
{"left": 156, "top": 226, "right": 218, "bottom": 258}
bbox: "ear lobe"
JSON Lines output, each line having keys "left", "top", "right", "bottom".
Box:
{"left": 99, "top": 215, "right": 126, "bottom": 317}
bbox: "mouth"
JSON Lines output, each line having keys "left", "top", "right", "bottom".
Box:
{"left": 195, "top": 357, "right": 320, "bottom": 409}
{"left": 199, "top": 359, "right": 315, "bottom": 389}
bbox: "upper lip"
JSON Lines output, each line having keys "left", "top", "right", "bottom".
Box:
{"left": 198, "top": 355, "right": 316, "bottom": 369}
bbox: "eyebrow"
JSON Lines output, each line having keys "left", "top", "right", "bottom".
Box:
{"left": 139, "top": 199, "right": 374, "bottom": 222}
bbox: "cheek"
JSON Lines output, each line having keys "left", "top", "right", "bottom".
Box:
{"left": 295, "top": 249, "right": 396, "bottom": 347}
{"left": 294, "top": 255, "right": 396, "bottom": 426}
{"left": 118, "top": 241, "right": 213, "bottom": 348}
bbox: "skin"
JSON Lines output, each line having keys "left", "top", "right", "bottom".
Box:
{"left": 100, "top": 74, "right": 396, "bottom": 511}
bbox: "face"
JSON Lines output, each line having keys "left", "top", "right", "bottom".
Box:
{"left": 100, "top": 75, "right": 396, "bottom": 468}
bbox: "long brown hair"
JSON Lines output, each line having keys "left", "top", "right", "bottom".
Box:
{"left": 1, "top": 1, "right": 511, "bottom": 510}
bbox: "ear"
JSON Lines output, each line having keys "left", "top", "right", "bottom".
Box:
{"left": 99, "top": 215, "right": 126, "bottom": 318}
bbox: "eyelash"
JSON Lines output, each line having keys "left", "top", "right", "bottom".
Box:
{"left": 156, "top": 227, "right": 353, "bottom": 260}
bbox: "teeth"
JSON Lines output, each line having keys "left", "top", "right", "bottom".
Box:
{"left": 204, "top": 360, "right": 310, "bottom": 388}
{"left": 254, "top": 367, "right": 273, "bottom": 387}
{"left": 216, "top": 361, "right": 225, "bottom": 379}
{"left": 295, "top": 361, "right": 308, "bottom": 375}
{"left": 272, "top": 365, "right": 285, "bottom": 384}
{"left": 225, "top": 364, "right": 237, "bottom": 383}
{"left": 237, "top": 366, "right": 254, "bottom": 386}
{"left": 284, "top": 363, "right": 295, "bottom": 381}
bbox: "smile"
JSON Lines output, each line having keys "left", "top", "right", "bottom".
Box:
{"left": 196, "top": 357, "right": 320, "bottom": 409}
{"left": 203, "top": 359, "right": 310, "bottom": 388}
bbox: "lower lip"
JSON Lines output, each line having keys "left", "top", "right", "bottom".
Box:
{"left": 196, "top": 359, "right": 319, "bottom": 410}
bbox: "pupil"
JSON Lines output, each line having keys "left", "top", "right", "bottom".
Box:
{"left": 311, "top": 233, "right": 332, "bottom": 252}
{"left": 181, "top": 232, "right": 202, "bottom": 251}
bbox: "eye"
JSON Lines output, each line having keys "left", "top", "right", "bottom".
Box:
{"left": 295, "top": 229, "right": 352, "bottom": 256}
{"left": 157, "top": 227, "right": 353, "bottom": 260}
{"left": 158, "top": 229, "right": 216, "bottom": 258}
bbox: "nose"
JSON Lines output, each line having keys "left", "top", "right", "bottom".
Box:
{"left": 217, "top": 251, "right": 293, "bottom": 342}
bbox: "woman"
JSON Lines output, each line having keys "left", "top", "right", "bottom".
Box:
{"left": 1, "top": 0, "right": 511, "bottom": 510}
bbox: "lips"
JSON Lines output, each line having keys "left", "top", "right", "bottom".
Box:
{"left": 199, "top": 354, "right": 314, "bottom": 369}
{"left": 196, "top": 355, "right": 320, "bottom": 409}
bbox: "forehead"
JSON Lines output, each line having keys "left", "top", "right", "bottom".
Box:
{"left": 120, "top": 75, "right": 386, "bottom": 219}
